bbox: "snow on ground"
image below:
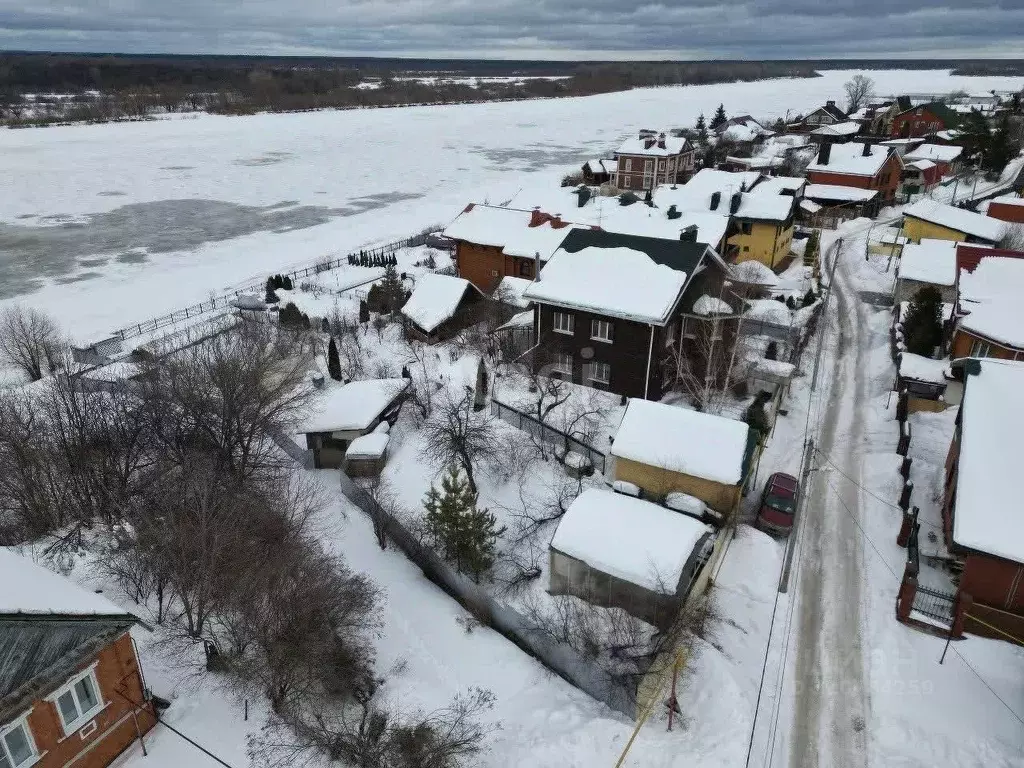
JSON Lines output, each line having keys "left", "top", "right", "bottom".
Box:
{"left": 3, "top": 70, "right": 1022, "bottom": 344}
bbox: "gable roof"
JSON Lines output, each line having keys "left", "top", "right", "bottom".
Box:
{"left": 894, "top": 101, "right": 961, "bottom": 126}
{"left": 958, "top": 254, "right": 1024, "bottom": 348}
{"left": 442, "top": 204, "right": 576, "bottom": 261}
{"left": 807, "top": 101, "right": 847, "bottom": 121}
{"left": 898, "top": 239, "right": 958, "bottom": 286}
{"left": 0, "top": 549, "right": 131, "bottom": 618}
{"left": 904, "top": 143, "right": 963, "bottom": 164}
{"left": 616, "top": 133, "right": 691, "bottom": 157}
{"left": 806, "top": 142, "right": 898, "bottom": 177}
{"left": 903, "top": 199, "right": 1007, "bottom": 243}
{"left": 299, "top": 379, "right": 410, "bottom": 433}
{"left": 810, "top": 121, "right": 862, "bottom": 137}
{"left": 401, "top": 274, "right": 481, "bottom": 334}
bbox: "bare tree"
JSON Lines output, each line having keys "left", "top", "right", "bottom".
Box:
{"left": 0, "top": 306, "right": 62, "bottom": 381}
{"left": 356, "top": 476, "right": 405, "bottom": 550}
{"left": 663, "top": 312, "right": 745, "bottom": 414}
{"left": 843, "top": 74, "right": 875, "bottom": 113}
{"left": 418, "top": 389, "right": 501, "bottom": 494}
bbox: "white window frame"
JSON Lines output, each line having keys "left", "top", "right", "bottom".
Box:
{"left": 644, "top": 159, "right": 654, "bottom": 173}
{"left": 587, "top": 361, "right": 611, "bottom": 385}
{"left": 553, "top": 352, "right": 573, "bottom": 376}
{"left": 590, "top": 318, "right": 613, "bottom": 343}
{"left": 969, "top": 338, "right": 992, "bottom": 358}
{"left": 552, "top": 311, "right": 574, "bottom": 335}
{"left": 46, "top": 665, "right": 105, "bottom": 737}
{"left": 1, "top": 711, "right": 41, "bottom": 768}
{"left": 624, "top": 158, "right": 633, "bottom": 172}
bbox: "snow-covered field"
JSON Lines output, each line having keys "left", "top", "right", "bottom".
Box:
{"left": 3, "top": 70, "right": 1023, "bottom": 344}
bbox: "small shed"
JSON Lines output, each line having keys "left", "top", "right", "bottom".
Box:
{"left": 549, "top": 488, "right": 715, "bottom": 628}
{"left": 609, "top": 399, "right": 752, "bottom": 515}
{"left": 299, "top": 379, "right": 409, "bottom": 469}
{"left": 344, "top": 422, "right": 392, "bottom": 478}
{"left": 895, "top": 239, "right": 958, "bottom": 304}
{"left": 897, "top": 352, "right": 949, "bottom": 412}
{"left": 400, "top": 274, "right": 484, "bottom": 343}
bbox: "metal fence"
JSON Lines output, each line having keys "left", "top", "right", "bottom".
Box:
{"left": 109, "top": 232, "right": 431, "bottom": 342}
{"left": 336, "top": 471, "right": 639, "bottom": 717}
{"left": 913, "top": 584, "right": 956, "bottom": 626}
{"left": 489, "top": 399, "right": 607, "bottom": 474}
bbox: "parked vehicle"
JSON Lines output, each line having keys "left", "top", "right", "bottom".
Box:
{"left": 755, "top": 472, "right": 799, "bottom": 535}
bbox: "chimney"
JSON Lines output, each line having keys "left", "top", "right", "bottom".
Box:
{"left": 644, "top": 138, "right": 656, "bottom": 150}
{"left": 534, "top": 251, "right": 541, "bottom": 282}
{"left": 666, "top": 204, "right": 681, "bottom": 220}
{"left": 826, "top": 99, "right": 835, "bottom": 107}
{"left": 529, "top": 208, "right": 547, "bottom": 227}
{"left": 680, "top": 225, "right": 698, "bottom": 242}
{"left": 862, "top": 141, "right": 873, "bottom": 157}
{"left": 730, "top": 191, "right": 742, "bottom": 215}
{"left": 817, "top": 142, "right": 832, "bottom": 165}
{"left": 658, "top": 132, "right": 666, "bottom": 149}
{"left": 710, "top": 191, "right": 722, "bottom": 210}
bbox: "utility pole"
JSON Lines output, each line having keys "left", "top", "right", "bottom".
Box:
{"left": 780, "top": 238, "right": 842, "bottom": 593}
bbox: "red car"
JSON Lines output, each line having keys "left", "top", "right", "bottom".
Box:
{"left": 755, "top": 472, "right": 799, "bottom": 535}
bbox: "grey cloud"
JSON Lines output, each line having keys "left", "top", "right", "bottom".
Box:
{"left": 0, "top": 0, "right": 1022, "bottom": 58}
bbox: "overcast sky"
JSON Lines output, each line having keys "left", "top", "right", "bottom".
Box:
{"left": 1, "top": 1, "right": 1023, "bottom": 60}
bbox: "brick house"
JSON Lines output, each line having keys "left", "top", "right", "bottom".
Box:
{"left": 442, "top": 204, "right": 578, "bottom": 292}
{"left": 793, "top": 100, "right": 847, "bottom": 132}
{"left": 951, "top": 249, "right": 1024, "bottom": 361}
{"left": 986, "top": 194, "right": 1024, "bottom": 224}
{"left": 522, "top": 228, "right": 732, "bottom": 401}
{"left": 890, "top": 102, "right": 961, "bottom": 139}
{"left": 613, "top": 130, "right": 695, "bottom": 191}
{"left": 941, "top": 358, "right": 1024, "bottom": 638}
{"left": 902, "top": 143, "right": 963, "bottom": 176}
{"left": 0, "top": 549, "right": 156, "bottom": 768}
{"left": 806, "top": 141, "right": 904, "bottom": 203}
{"left": 902, "top": 199, "right": 1006, "bottom": 245}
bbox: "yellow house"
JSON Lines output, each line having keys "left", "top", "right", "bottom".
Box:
{"left": 901, "top": 199, "right": 1007, "bottom": 245}
{"left": 729, "top": 216, "right": 794, "bottom": 269}
{"left": 609, "top": 399, "right": 752, "bottom": 516}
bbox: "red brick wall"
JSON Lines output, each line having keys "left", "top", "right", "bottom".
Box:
{"left": 455, "top": 241, "right": 505, "bottom": 292}
{"left": 960, "top": 553, "right": 1024, "bottom": 613}
{"left": 25, "top": 633, "right": 156, "bottom": 768}
{"left": 806, "top": 154, "right": 901, "bottom": 201}
{"left": 987, "top": 201, "right": 1024, "bottom": 224}
{"left": 806, "top": 170, "right": 873, "bottom": 189}
{"left": 890, "top": 108, "right": 947, "bottom": 138}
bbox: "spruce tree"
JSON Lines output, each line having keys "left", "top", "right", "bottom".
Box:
{"left": 282, "top": 275, "right": 293, "bottom": 291}
{"left": 473, "top": 358, "right": 488, "bottom": 411}
{"left": 710, "top": 103, "right": 728, "bottom": 130}
{"left": 327, "top": 338, "right": 342, "bottom": 380}
{"left": 423, "top": 467, "right": 504, "bottom": 582}
{"left": 902, "top": 286, "right": 943, "bottom": 356}
{"left": 695, "top": 113, "right": 709, "bottom": 145}
{"left": 380, "top": 263, "right": 405, "bottom": 314}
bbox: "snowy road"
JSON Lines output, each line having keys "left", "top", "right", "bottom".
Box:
{"left": 788, "top": 237, "right": 871, "bottom": 768}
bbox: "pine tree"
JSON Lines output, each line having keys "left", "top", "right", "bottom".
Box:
{"left": 282, "top": 275, "right": 293, "bottom": 291}
{"left": 695, "top": 113, "right": 708, "bottom": 145}
{"left": 710, "top": 103, "right": 728, "bottom": 130}
{"left": 379, "top": 263, "right": 405, "bottom": 314}
{"left": 423, "top": 467, "right": 504, "bottom": 581}
{"left": 327, "top": 337, "right": 342, "bottom": 380}
{"left": 265, "top": 278, "right": 279, "bottom": 304}
{"left": 902, "top": 286, "right": 943, "bottom": 356}
{"left": 359, "top": 300, "right": 370, "bottom": 323}
{"left": 473, "top": 358, "right": 488, "bottom": 411}
{"left": 273, "top": 274, "right": 284, "bottom": 290}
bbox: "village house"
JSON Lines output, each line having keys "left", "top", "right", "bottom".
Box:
{"left": 951, "top": 250, "right": 1024, "bottom": 361}
{"left": 801, "top": 184, "right": 880, "bottom": 222}
{"left": 608, "top": 398, "right": 753, "bottom": 515}
{"left": 613, "top": 129, "right": 696, "bottom": 191}
{"left": 805, "top": 141, "right": 903, "bottom": 203}
{"left": 895, "top": 238, "right": 959, "bottom": 304}
{"left": 723, "top": 134, "right": 812, "bottom": 173}
{"left": 299, "top": 378, "right": 409, "bottom": 469}
{"left": 985, "top": 194, "right": 1024, "bottom": 224}
{"left": 522, "top": 228, "right": 730, "bottom": 401}
{"left": 849, "top": 96, "right": 913, "bottom": 136}
{"left": 442, "top": 204, "right": 577, "bottom": 292}
{"left": 890, "top": 102, "right": 961, "bottom": 139}
{"left": 653, "top": 169, "right": 795, "bottom": 268}
{"left": 941, "top": 358, "right": 1024, "bottom": 638}
{"left": 0, "top": 549, "right": 156, "bottom": 768}
{"left": 548, "top": 488, "right": 716, "bottom": 629}
{"left": 899, "top": 159, "right": 942, "bottom": 199}
{"left": 581, "top": 158, "right": 613, "bottom": 185}
{"left": 400, "top": 273, "right": 484, "bottom": 343}
{"left": 809, "top": 121, "right": 864, "bottom": 144}
{"left": 902, "top": 199, "right": 1007, "bottom": 245}
{"left": 792, "top": 100, "right": 847, "bottom": 132}
{"left": 902, "top": 143, "right": 964, "bottom": 175}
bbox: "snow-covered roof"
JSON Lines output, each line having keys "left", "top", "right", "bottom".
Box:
{"left": 495, "top": 309, "right": 534, "bottom": 331}
{"left": 751, "top": 176, "right": 806, "bottom": 196}
{"left": 904, "top": 144, "right": 963, "bottom": 164}
{"left": 744, "top": 298, "right": 792, "bottom": 325}
{"left": 898, "top": 239, "right": 958, "bottom": 286}
{"left": 401, "top": 273, "right": 478, "bottom": 333}
{"left": 616, "top": 133, "right": 690, "bottom": 157}
{"left": 730, "top": 259, "right": 780, "bottom": 287}
{"left": 804, "top": 184, "right": 880, "bottom": 203}
{"left": 903, "top": 199, "right": 1007, "bottom": 243}
{"left": 692, "top": 294, "right": 733, "bottom": 316}
{"left": 989, "top": 194, "right": 1024, "bottom": 207}
{"left": 800, "top": 199, "right": 822, "bottom": 214}
{"left": 906, "top": 159, "right": 936, "bottom": 172}
{"left": 583, "top": 158, "right": 612, "bottom": 173}
{"left": 958, "top": 255, "right": 1024, "bottom": 348}
{"left": 0, "top": 548, "right": 131, "bottom": 617}
{"left": 806, "top": 142, "right": 894, "bottom": 177}
{"left": 898, "top": 353, "right": 947, "bottom": 384}
{"left": 935, "top": 129, "right": 963, "bottom": 141}
{"left": 550, "top": 488, "right": 712, "bottom": 593}
{"left": 721, "top": 123, "right": 765, "bottom": 143}
{"left": 523, "top": 245, "right": 689, "bottom": 325}
{"left": 494, "top": 276, "right": 534, "bottom": 308}
{"left": 954, "top": 359, "right": 1024, "bottom": 562}
{"left": 653, "top": 174, "right": 792, "bottom": 222}
{"left": 346, "top": 432, "right": 390, "bottom": 459}
{"left": 810, "top": 121, "right": 862, "bottom": 137}
{"left": 299, "top": 379, "right": 409, "bottom": 433}
{"left": 611, "top": 399, "right": 750, "bottom": 486}
{"left": 442, "top": 204, "right": 575, "bottom": 260}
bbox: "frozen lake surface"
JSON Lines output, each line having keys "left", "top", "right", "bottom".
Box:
{"left": 2, "top": 69, "right": 1022, "bottom": 341}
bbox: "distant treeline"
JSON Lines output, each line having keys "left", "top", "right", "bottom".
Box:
{"left": 1, "top": 51, "right": 1020, "bottom": 127}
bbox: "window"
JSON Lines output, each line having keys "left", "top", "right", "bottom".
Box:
{"left": 668, "top": 157, "right": 676, "bottom": 170}
{"left": 970, "top": 339, "right": 992, "bottom": 358}
{"left": 553, "top": 311, "right": 574, "bottom": 335}
{"left": 490, "top": 269, "right": 499, "bottom": 277}
{"left": 518, "top": 260, "right": 533, "bottom": 278}
{"left": 553, "top": 352, "right": 573, "bottom": 377}
{"left": 1, "top": 715, "right": 39, "bottom": 768}
{"left": 743, "top": 246, "right": 750, "bottom": 253}
{"left": 48, "top": 667, "right": 104, "bottom": 736}
{"left": 624, "top": 158, "right": 633, "bottom": 172}
{"left": 644, "top": 159, "right": 654, "bottom": 172}
{"left": 586, "top": 361, "right": 611, "bottom": 385}
{"left": 621, "top": 175, "right": 630, "bottom": 189}
{"left": 591, "top": 319, "right": 613, "bottom": 343}
{"left": 740, "top": 222, "right": 753, "bottom": 235}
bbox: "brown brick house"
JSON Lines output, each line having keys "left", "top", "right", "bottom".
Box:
{"left": 941, "top": 358, "right": 1024, "bottom": 638}
{"left": 613, "top": 130, "right": 695, "bottom": 191}
{"left": 442, "top": 204, "right": 578, "bottom": 292}
{"left": 806, "top": 141, "right": 903, "bottom": 203}
{"left": 890, "top": 102, "right": 961, "bottom": 139}
{"left": 0, "top": 549, "right": 155, "bottom": 768}
{"left": 986, "top": 194, "right": 1024, "bottom": 224}
{"left": 792, "top": 100, "right": 847, "bottom": 132}
{"left": 522, "top": 228, "right": 731, "bottom": 400}
{"left": 951, "top": 250, "right": 1024, "bottom": 361}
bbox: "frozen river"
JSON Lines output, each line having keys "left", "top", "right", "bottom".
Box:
{"left": 1, "top": 69, "right": 1021, "bottom": 341}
